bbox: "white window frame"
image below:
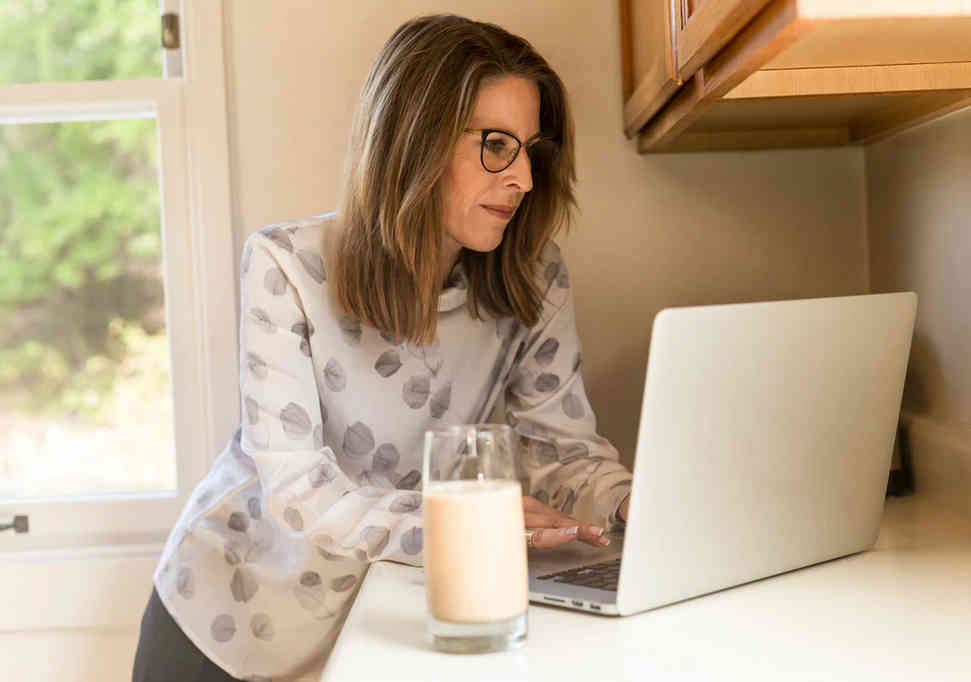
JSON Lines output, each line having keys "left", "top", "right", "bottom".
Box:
{"left": 0, "top": 0, "right": 237, "bottom": 557}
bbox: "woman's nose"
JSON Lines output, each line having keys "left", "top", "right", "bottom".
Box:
{"left": 502, "top": 149, "right": 533, "bottom": 193}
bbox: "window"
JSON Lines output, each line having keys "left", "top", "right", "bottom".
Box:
{"left": 0, "top": 0, "right": 236, "bottom": 553}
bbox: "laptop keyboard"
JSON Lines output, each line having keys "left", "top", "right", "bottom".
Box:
{"left": 536, "top": 558, "right": 621, "bottom": 591}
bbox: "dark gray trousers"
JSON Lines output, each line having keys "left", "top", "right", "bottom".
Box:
{"left": 132, "top": 587, "right": 242, "bottom": 682}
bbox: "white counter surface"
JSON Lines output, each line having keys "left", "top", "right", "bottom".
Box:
{"left": 321, "top": 496, "right": 971, "bottom": 682}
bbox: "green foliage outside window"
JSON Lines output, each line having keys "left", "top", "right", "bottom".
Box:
{"left": 0, "top": 0, "right": 166, "bottom": 422}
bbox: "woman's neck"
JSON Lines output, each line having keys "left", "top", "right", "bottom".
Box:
{"left": 440, "top": 236, "right": 463, "bottom": 290}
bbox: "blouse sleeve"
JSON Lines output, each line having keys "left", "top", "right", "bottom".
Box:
{"left": 237, "top": 230, "right": 423, "bottom": 566}
{"left": 504, "top": 242, "right": 633, "bottom": 532}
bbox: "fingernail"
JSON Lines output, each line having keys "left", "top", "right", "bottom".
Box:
{"left": 561, "top": 526, "right": 579, "bottom": 536}
{"left": 598, "top": 536, "right": 610, "bottom": 546}
{"left": 590, "top": 526, "right": 605, "bottom": 537}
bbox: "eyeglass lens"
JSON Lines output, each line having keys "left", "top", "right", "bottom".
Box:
{"left": 481, "top": 131, "right": 555, "bottom": 172}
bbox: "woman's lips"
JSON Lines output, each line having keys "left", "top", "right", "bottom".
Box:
{"left": 482, "top": 205, "right": 515, "bottom": 220}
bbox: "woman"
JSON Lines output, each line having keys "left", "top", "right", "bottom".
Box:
{"left": 132, "top": 13, "right": 632, "bottom": 682}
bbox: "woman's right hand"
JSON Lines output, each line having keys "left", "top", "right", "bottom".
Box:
{"left": 523, "top": 495, "right": 610, "bottom": 549}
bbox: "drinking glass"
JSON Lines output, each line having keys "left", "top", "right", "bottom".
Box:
{"left": 422, "top": 423, "right": 528, "bottom": 653}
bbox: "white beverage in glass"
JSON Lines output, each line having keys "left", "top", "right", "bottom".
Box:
{"left": 422, "top": 424, "right": 528, "bottom": 653}
{"left": 424, "top": 479, "right": 527, "bottom": 623}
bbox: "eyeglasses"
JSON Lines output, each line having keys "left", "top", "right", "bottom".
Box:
{"left": 464, "top": 128, "right": 559, "bottom": 173}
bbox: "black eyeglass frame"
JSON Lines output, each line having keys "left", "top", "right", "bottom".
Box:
{"left": 463, "top": 128, "right": 558, "bottom": 174}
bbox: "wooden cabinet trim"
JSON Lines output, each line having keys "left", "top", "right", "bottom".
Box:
{"left": 640, "top": 0, "right": 809, "bottom": 150}
{"left": 850, "top": 89, "right": 971, "bottom": 144}
{"left": 621, "top": 0, "right": 682, "bottom": 137}
{"left": 677, "top": 0, "right": 774, "bottom": 81}
{"left": 725, "top": 62, "right": 971, "bottom": 99}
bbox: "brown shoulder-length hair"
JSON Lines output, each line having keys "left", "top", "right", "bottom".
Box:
{"left": 330, "top": 13, "right": 577, "bottom": 346}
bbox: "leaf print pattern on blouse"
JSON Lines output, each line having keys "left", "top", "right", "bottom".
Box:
{"left": 231, "top": 566, "right": 260, "bottom": 602}
{"left": 389, "top": 493, "right": 421, "bottom": 513}
{"left": 264, "top": 266, "right": 287, "bottom": 295}
{"left": 323, "top": 358, "right": 347, "bottom": 391}
{"left": 283, "top": 506, "right": 304, "bottom": 531}
{"left": 261, "top": 226, "right": 293, "bottom": 252}
{"left": 280, "top": 402, "right": 312, "bottom": 439}
{"left": 211, "top": 614, "right": 237, "bottom": 642}
{"left": 297, "top": 249, "right": 326, "bottom": 283}
{"left": 534, "top": 338, "right": 559, "bottom": 367}
{"left": 535, "top": 373, "right": 560, "bottom": 393}
{"left": 339, "top": 316, "right": 362, "bottom": 346}
{"left": 228, "top": 511, "right": 249, "bottom": 533}
{"left": 250, "top": 307, "right": 276, "bottom": 334}
{"left": 250, "top": 613, "right": 275, "bottom": 641}
{"left": 362, "top": 526, "right": 390, "bottom": 558}
{"left": 292, "top": 321, "right": 313, "bottom": 357}
{"left": 374, "top": 350, "right": 402, "bottom": 378}
{"left": 343, "top": 421, "right": 375, "bottom": 458}
{"left": 543, "top": 261, "right": 559, "bottom": 284}
{"left": 372, "top": 443, "right": 400, "bottom": 473}
{"left": 525, "top": 440, "right": 558, "bottom": 468}
{"left": 247, "top": 352, "right": 268, "bottom": 379}
{"left": 308, "top": 458, "right": 338, "bottom": 487}
{"left": 396, "top": 469, "right": 421, "bottom": 490}
{"left": 300, "top": 571, "right": 322, "bottom": 587}
{"left": 429, "top": 382, "right": 451, "bottom": 418}
{"left": 401, "top": 526, "right": 423, "bottom": 555}
{"left": 331, "top": 574, "right": 357, "bottom": 592}
{"left": 562, "top": 392, "right": 585, "bottom": 420}
{"left": 176, "top": 566, "right": 195, "bottom": 599}
{"left": 403, "top": 375, "right": 431, "bottom": 409}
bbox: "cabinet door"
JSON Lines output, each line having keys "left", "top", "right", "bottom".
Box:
{"left": 620, "top": 0, "right": 680, "bottom": 137}
{"left": 676, "top": 0, "right": 773, "bottom": 81}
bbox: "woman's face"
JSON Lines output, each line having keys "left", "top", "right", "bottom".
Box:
{"left": 441, "top": 75, "right": 540, "bottom": 255}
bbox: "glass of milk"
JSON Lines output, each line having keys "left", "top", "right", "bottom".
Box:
{"left": 422, "top": 423, "right": 528, "bottom": 653}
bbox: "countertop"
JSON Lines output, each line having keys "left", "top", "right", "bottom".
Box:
{"left": 321, "top": 496, "right": 971, "bottom": 682}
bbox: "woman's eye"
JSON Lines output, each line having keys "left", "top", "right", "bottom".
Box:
{"left": 484, "top": 140, "right": 508, "bottom": 154}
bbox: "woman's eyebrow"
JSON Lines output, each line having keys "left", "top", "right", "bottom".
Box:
{"left": 483, "top": 126, "right": 543, "bottom": 142}
{"left": 504, "top": 128, "right": 543, "bottom": 144}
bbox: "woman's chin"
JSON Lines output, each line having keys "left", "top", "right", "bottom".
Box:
{"left": 461, "top": 233, "right": 505, "bottom": 253}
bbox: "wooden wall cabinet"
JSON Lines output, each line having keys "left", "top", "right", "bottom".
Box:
{"left": 620, "top": 0, "right": 971, "bottom": 152}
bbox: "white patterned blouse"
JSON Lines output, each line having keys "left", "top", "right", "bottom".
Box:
{"left": 152, "top": 212, "right": 633, "bottom": 680}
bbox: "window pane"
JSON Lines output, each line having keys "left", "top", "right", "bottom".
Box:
{"left": 0, "top": 118, "right": 176, "bottom": 500}
{"left": 0, "top": 0, "right": 161, "bottom": 85}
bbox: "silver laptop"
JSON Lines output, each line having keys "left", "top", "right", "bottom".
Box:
{"left": 528, "top": 292, "right": 918, "bottom": 616}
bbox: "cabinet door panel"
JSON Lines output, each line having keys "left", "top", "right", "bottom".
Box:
{"left": 677, "top": 0, "right": 772, "bottom": 81}
{"left": 621, "top": 0, "right": 681, "bottom": 137}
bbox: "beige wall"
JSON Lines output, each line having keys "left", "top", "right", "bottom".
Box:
{"left": 223, "top": 0, "right": 868, "bottom": 470}
{"left": 866, "top": 105, "right": 971, "bottom": 428}
{"left": 865, "top": 104, "right": 971, "bottom": 518}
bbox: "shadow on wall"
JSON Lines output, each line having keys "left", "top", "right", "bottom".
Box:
{"left": 902, "top": 331, "right": 946, "bottom": 418}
